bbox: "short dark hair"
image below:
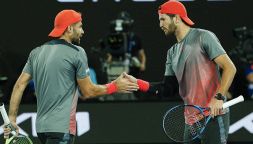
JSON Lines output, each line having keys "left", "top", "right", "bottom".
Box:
{"left": 167, "top": 14, "right": 190, "bottom": 26}
{"left": 166, "top": 14, "right": 176, "bottom": 18}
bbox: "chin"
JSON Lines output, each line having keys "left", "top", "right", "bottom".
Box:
{"left": 165, "top": 31, "right": 173, "bottom": 36}
{"left": 72, "top": 40, "right": 80, "bottom": 45}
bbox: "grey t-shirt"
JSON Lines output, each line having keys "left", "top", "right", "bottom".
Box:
{"left": 165, "top": 28, "right": 226, "bottom": 107}
{"left": 23, "top": 39, "right": 89, "bottom": 134}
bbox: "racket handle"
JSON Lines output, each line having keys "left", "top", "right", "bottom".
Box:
{"left": 223, "top": 95, "right": 244, "bottom": 109}
{"left": 0, "top": 104, "right": 10, "bottom": 124}
{"left": 11, "top": 130, "right": 17, "bottom": 135}
{"left": 0, "top": 104, "right": 17, "bottom": 136}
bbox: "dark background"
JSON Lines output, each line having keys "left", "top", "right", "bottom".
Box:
{"left": 1, "top": 0, "right": 253, "bottom": 102}
{"left": 0, "top": 101, "right": 252, "bottom": 144}
{"left": 0, "top": 0, "right": 253, "bottom": 143}
{"left": 0, "top": 0, "right": 253, "bottom": 101}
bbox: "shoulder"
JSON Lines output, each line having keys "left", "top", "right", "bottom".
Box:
{"left": 190, "top": 28, "right": 219, "bottom": 44}
{"left": 72, "top": 45, "right": 88, "bottom": 59}
{"left": 31, "top": 40, "right": 58, "bottom": 54}
{"left": 29, "top": 45, "right": 43, "bottom": 56}
{"left": 187, "top": 28, "right": 211, "bottom": 38}
{"left": 73, "top": 45, "right": 87, "bottom": 55}
{"left": 193, "top": 28, "right": 211, "bottom": 34}
{"left": 195, "top": 28, "right": 216, "bottom": 38}
{"left": 73, "top": 44, "right": 85, "bottom": 51}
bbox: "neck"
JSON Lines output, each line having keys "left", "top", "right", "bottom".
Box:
{"left": 175, "top": 24, "right": 191, "bottom": 42}
{"left": 59, "top": 35, "right": 72, "bottom": 44}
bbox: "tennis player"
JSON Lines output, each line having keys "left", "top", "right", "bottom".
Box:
{"left": 124, "top": 0, "right": 236, "bottom": 143}
{"left": 4, "top": 9, "right": 138, "bottom": 144}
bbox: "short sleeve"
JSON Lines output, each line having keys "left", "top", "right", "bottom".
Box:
{"left": 75, "top": 48, "right": 90, "bottom": 79}
{"left": 201, "top": 31, "right": 226, "bottom": 60}
{"left": 22, "top": 51, "right": 33, "bottom": 76}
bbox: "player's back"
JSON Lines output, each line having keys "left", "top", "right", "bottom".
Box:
{"left": 25, "top": 39, "right": 82, "bottom": 133}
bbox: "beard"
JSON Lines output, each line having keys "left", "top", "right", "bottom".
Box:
{"left": 164, "top": 22, "right": 176, "bottom": 36}
{"left": 72, "top": 29, "right": 81, "bottom": 44}
{"left": 73, "top": 37, "right": 80, "bottom": 44}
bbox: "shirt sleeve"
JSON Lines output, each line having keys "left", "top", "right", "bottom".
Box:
{"left": 75, "top": 48, "right": 90, "bottom": 79}
{"left": 22, "top": 51, "right": 33, "bottom": 76}
{"left": 201, "top": 30, "right": 226, "bottom": 60}
{"left": 164, "top": 49, "right": 175, "bottom": 76}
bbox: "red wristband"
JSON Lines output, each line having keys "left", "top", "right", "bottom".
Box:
{"left": 106, "top": 82, "right": 117, "bottom": 94}
{"left": 137, "top": 79, "right": 150, "bottom": 92}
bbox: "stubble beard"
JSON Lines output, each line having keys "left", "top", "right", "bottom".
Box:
{"left": 72, "top": 31, "right": 81, "bottom": 44}
{"left": 165, "top": 23, "right": 176, "bottom": 37}
{"left": 73, "top": 34, "right": 81, "bottom": 44}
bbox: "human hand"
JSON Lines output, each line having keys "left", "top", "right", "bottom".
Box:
{"left": 3, "top": 122, "right": 19, "bottom": 139}
{"left": 208, "top": 97, "right": 224, "bottom": 118}
{"left": 122, "top": 72, "right": 137, "bottom": 84}
{"left": 3, "top": 125, "right": 11, "bottom": 139}
{"left": 114, "top": 73, "right": 139, "bottom": 93}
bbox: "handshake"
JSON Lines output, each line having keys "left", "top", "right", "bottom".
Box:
{"left": 110, "top": 72, "right": 149, "bottom": 94}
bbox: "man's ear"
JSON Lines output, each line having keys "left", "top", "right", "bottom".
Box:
{"left": 67, "top": 25, "right": 73, "bottom": 33}
{"left": 174, "top": 15, "right": 181, "bottom": 24}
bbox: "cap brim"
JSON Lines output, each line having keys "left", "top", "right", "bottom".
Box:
{"left": 48, "top": 27, "right": 67, "bottom": 37}
{"left": 181, "top": 16, "right": 194, "bottom": 26}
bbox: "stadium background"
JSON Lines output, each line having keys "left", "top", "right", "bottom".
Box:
{"left": 0, "top": 0, "right": 253, "bottom": 143}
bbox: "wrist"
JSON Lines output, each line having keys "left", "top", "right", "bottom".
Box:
{"left": 137, "top": 79, "right": 150, "bottom": 92}
{"left": 215, "top": 93, "right": 226, "bottom": 102}
{"left": 106, "top": 82, "right": 117, "bottom": 94}
{"left": 9, "top": 116, "right": 16, "bottom": 123}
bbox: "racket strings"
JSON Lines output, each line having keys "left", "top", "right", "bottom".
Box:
{"left": 188, "top": 118, "right": 205, "bottom": 136}
{"left": 189, "top": 125, "right": 197, "bottom": 136}
{"left": 163, "top": 105, "right": 189, "bottom": 142}
{"left": 9, "top": 136, "right": 33, "bottom": 144}
{"left": 163, "top": 105, "right": 206, "bottom": 143}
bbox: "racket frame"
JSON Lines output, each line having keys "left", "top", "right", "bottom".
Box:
{"left": 162, "top": 95, "right": 244, "bottom": 143}
{"left": 163, "top": 104, "right": 209, "bottom": 142}
{"left": 0, "top": 103, "right": 33, "bottom": 144}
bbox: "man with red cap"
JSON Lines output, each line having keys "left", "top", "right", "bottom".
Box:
{"left": 124, "top": 0, "right": 236, "bottom": 143}
{"left": 4, "top": 10, "right": 138, "bottom": 144}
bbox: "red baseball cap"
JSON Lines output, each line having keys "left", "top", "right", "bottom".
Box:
{"left": 158, "top": 0, "right": 194, "bottom": 26}
{"left": 49, "top": 10, "right": 82, "bottom": 37}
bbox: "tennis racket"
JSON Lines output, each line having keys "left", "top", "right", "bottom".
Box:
{"left": 0, "top": 103, "right": 33, "bottom": 144}
{"left": 162, "top": 95, "right": 244, "bottom": 143}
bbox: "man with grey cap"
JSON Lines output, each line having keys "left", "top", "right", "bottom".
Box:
{"left": 4, "top": 9, "right": 138, "bottom": 144}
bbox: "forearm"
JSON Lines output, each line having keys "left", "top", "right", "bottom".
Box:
{"left": 80, "top": 74, "right": 140, "bottom": 96}
{"left": 139, "top": 76, "right": 177, "bottom": 97}
{"left": 9, "top": 83, "right": 27, "bottom": 122}
{"left": 79, "top": 79, "right": 118, "bottom": 99}
{"left": 83, "top": 84, "right": 108, "bottom": 99}
{"left": 147, "top": 82, "right": 163, "bottom": 95}
{"left": 217, "top": 66, "right": 236, "bottom": 96}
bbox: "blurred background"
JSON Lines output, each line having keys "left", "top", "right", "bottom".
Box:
{"left": 0, "top": 0, "right": 253, "bottom": 143}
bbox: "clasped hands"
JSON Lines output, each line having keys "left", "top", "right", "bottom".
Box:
{"left": 113, "top": 72, "right": 139, "bottom": 93}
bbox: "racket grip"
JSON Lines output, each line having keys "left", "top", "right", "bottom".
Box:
{"left": 0, "top": 104, "right": 10, "bottom": 124}
{"left": 223, "top": 95, "right": 244, "bottom": 109}
{"left": 4, "top": 123, "right": 17, "bottom": 135}
{"left": 11, "top": 130, "right": 17, "bottom": 135}
{"left": 0, "top": 104, "right": 17, "bottom": 136}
